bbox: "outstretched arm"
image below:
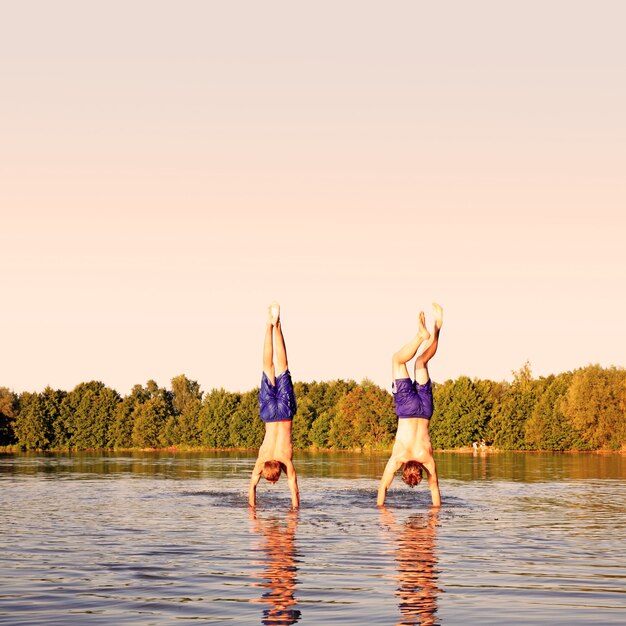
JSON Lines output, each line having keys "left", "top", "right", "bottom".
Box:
{"left": 424, "top": 463, "right": 441, "bottom": 507}
{"left": 248, "top": 459, "right": 264, "bottom": 507}
{"left": 377, "top": 457, "right": 402, "bottom": 506}
{"left": 285, "top": 461, "right": 300, "bottom": 508}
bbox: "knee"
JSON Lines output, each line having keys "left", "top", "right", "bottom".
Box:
{"left": 392, "top": 352, "right": 404, "bottom": 367}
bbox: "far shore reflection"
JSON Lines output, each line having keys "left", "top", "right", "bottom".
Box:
{"left": 381, "top": 507, "right": 441, "bottom": 626}
{"left": 2, "top": 450, "right": 624, "bottom": 483}
{"left": 249, "top": 509, "right": 301, "bottom": 625}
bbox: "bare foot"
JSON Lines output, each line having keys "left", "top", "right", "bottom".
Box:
{"left": 418, "top": 311, "right": 431, "bottom": 341}
{"left": 268, "top": 302, "right": 280, "bottom": 326}
{"left": 432, "top": 303, "right": 443, "bottom": 330}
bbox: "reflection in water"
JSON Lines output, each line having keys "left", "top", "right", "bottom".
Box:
{"left": 249, "top": 509, "right": 301, "bottom": 625}
{"left": 2, "top": 454, "right": 626, "bottom": 624}
{"left": 381, "top": 508, "right": 441, "bottom": 626}
{"left": 3, "top": 450, "right": 625, "bottom": 482}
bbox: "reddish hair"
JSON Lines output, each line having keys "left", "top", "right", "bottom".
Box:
{"left": 262, "top": 460, "right": 284, "bottom": 483}
{"left": 402, "top": 460, "right": 424, "bottom": 487}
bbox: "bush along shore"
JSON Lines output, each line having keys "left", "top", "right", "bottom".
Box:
{"left": 2, "top": 364, "right": 625, "bottom": 453}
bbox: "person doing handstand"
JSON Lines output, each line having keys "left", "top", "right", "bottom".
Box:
{"left": 377, "top": 304, "right": 443, "bottom": 507}
{"left": 248, "top": 303, "right": 300, "bottom": 509}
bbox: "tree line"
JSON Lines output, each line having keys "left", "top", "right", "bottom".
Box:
{"left": 1, "top": 363, "right": 625, "bottom": 452}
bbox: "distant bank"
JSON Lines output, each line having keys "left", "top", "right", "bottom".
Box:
{"left": 2, "top": 363, "right": 625, "bottom": 453}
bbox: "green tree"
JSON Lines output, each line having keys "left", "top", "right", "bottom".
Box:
{"left": 560, "top": 365, "right": 626, "bottom": 450}
{"left": 524, "top": 373, "right": 580, "bottom": 450}
{"left": 309, "top": 379, "right": 356, "bottom": 449}
{"left": 10, "top": 363, "right": 624, "bottom": 453}
{"left": 309, "top": 410, "right": 333, "bottom": 448}
{"left": 14, "top": 387, "right": 66, "bottom": 451}
{"left": 487, "top": 363, "right": 539, "bottom": 450}
{"left": 229, "top": 390, "right": 264, "bottom": 448}
{"left": 39, "top": 386, "right": 67, "bottom": 448}
{"left": 198, "top": 388, "right": 240, "bottom": 448}
{"left": 110, "top": 397, "right": 136, "bottom": 448}
{"left": 131, "top": 396, "right": 169, "bottom": 448}
{"left": 169, "top": 374, "right": 203, "bottom": 446}
{"left": 0, "top": 387, "right": 17, "bottom": 445}
{"left": 14, "top": 392, "right": 51, "bottom": 450}
{"left": 58, "top": 382, "right": 120, "bottom": 449}
{"left": 328, "top": 400, "right": 356, "bottom": 448}
{"left": 333, "top": 380, "right": 395, "bottom": 449}
{"left": 292, "top": 389, "right": 316, "bottom": 449}
{"left": 430, "top": 377, "right": 492, "bottom": 449}
{"left": 109, "top": 384, "right": 155, "bottom": 448}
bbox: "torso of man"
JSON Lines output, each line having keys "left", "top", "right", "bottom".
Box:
{"left": 391, "top": 417, "right": 435, "bottom": 469}
{"left": 257, "top": 420, "right": 293, "bottom": 464}
{"left": 378, "top": 416, "right": 440, "bottom": 507}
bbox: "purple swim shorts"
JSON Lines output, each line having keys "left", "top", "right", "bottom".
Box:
{"left": 259, "top": 370, "right": 297, "bottom": 423}
{"left": 393, "top": 378, "right": 433, "bottom": 419}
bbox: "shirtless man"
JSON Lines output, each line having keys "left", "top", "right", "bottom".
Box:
{"left": 248, "top": 303, "right": 300, "bottom": 508}
{"left": 377, "top": 304, "right": 443, "bottom": 507}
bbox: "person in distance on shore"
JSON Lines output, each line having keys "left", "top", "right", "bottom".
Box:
{"left": 248, "top": 303, "right": 300, "bottom": 508}
{"left": 377, "top": 304, "right": 443, "bottom": 507}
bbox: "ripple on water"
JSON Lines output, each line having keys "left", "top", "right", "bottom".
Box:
{"left": 1, "top": 454, "right": 626, "bottom": 625}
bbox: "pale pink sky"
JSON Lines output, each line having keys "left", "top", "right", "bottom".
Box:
{"left": 2, "top": 1, "right": 625, "bottom": 395}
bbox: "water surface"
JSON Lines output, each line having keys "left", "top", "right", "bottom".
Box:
{"left": 1, "top": 451, "right": 625, "bottom": 624}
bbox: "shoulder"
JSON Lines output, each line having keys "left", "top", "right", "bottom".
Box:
{"left": 281, "top": 459, "right": 297, "bottom": 477}
{"left": 255, "top": 448, "right": 272, "bottom": 464}
{"left": 391, "top": 436, "right": 411, "bottom": 456}
{"left": 384, "top": 452, "right": 406, "bottom": 474}
{"left": 422, "top": 457, "right": 438, "bottom": 476}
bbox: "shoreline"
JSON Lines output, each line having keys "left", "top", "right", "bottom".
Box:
{"left": 1, "top": 445, "right": 624, "bottom": 455}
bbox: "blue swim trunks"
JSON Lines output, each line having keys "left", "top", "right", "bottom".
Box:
{"left": 393, "top": 378, "right": 433, "bottom": 419}
{"left": 259, "top": 370, "right": 297, "bottom": 423}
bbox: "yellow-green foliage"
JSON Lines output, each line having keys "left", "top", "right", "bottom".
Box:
{"left": 3, "top": 364, "right": 625, "bottom": 451}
